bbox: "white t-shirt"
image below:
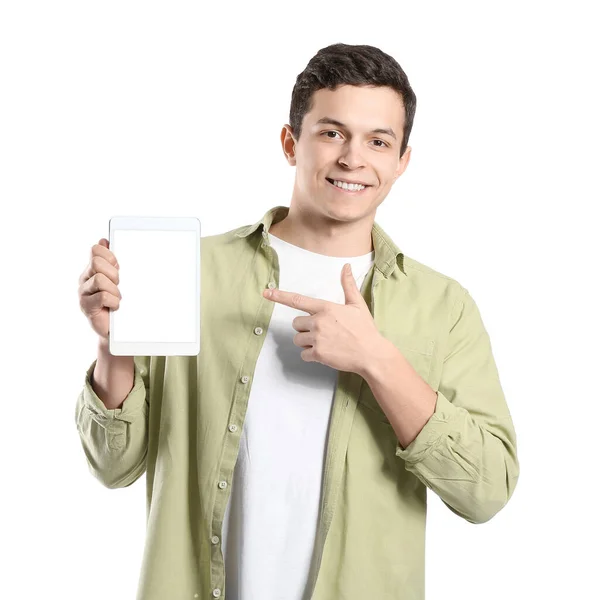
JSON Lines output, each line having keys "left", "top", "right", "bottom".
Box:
{"left": 221, "top": 231, "right": 375, "bottom": 600}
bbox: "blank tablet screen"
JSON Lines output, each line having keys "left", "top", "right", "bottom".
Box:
{"left": 112, "top": 229, "right": 198, "bottom": 343}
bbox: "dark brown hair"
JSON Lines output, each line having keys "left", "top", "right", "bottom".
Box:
{"left": 289, "top": 43, "right": 417, "bottom": 158}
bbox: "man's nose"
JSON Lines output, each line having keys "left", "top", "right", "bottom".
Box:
{"left": 338, "top": 141, "right": 367, "bottom": 169}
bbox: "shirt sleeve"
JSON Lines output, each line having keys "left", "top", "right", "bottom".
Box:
{"left": 395, "top": 287, "right": 520, "bottom": 524}
{"left": 75, "top": 355, "right": 150, "bottom": 489}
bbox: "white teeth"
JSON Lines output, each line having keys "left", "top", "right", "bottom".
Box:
{"left": 332, "top": 179, "right": 366, "bottom": 191}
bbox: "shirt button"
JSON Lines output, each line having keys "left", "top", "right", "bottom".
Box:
{"left": 228, "top": 424, "right": 238, "bottom": 433}
{"left": 211, "top": 535, "right": 219, "bottom": 545}
{"left": 254, "top": 326, "right": 263, "bottom": 335}
{"left": 218, "top": 481, "right": 227, "bottom": 490}
{"left": 267, "top": 281, "right": 276, "bottom": 289}
{"left": 241, "top": 375, "right": 249, "bottom": 384}
{"left": 212, "top": 589, "right": 222, "bottom": 598}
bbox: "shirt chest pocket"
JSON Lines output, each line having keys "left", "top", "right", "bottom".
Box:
{"left": 357, "top": 333, "right": 436, "bottom": 424}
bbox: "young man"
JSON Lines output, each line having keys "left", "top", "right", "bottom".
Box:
{"left": 76, "top": 43, "right": 519, "bottom": 600}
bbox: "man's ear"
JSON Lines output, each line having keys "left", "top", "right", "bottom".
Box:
{"left": 280, "top": 125, "right": 297, "bottom": 166}
{"left": 395, "top": 146, "right": 412, "bottom": 179}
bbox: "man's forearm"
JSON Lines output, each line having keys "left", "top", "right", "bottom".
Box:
{"left": 91, "top": 338, "right": 135, "bottom": 410}
{"left": 360, "top": 338, "right": 438, "bottom": 450}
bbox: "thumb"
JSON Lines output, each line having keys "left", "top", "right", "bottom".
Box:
{"left": 342, "top": 263, "right": 368, "bottom": 308}
{"left": 342, "top": 263, "right": 360, "bottom": 298}
{"left": 99, "top": 238, "right": 109, "bottom": 248}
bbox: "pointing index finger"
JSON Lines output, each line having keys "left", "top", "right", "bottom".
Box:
{"left": 263, "top": 288, "right": 324, "bottom": 315}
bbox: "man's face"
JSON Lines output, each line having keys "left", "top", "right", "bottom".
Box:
{"left": 281, "top": 84, "right": 411, "bottom": 224}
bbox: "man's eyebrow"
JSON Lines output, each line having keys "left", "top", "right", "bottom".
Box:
{"left": 314, "top": 117, "right": 397, "bottom": 141}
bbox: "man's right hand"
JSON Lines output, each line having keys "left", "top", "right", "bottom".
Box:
{"left": 78, "top": 238, "right": 122, "bottom": 341}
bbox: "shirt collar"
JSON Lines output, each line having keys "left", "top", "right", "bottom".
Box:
{"left": 234, "top": 205, "right": 406, "bottom": 278}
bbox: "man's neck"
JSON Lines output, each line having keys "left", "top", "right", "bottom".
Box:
{"left": 268, "top": 216, "right": 374, "bottom": 258}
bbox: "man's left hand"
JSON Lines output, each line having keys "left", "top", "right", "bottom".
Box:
{"left": 262, "top": 263, "right": 388, "bottom": 376}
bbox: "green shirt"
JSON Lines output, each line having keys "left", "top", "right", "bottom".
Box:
{"left": 75, "top": 204, "right": 519, "bottom": 600}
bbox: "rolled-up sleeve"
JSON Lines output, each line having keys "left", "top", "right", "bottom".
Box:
{"left": 75, "top": 355, "right": 150, "bottom": 489}
{"left": 395, "top": 288, "right": 519, "bottom": 524}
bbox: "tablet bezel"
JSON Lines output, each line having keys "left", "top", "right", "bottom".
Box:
{"left": 108, "top": 216, "right": 201, "bottom": 356}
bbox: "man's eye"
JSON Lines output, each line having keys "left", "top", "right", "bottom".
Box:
{"left": 322, "top": 131, "right": 388, "bottom": 147}
{"left": 372, "top": 140, "right": 388, "bottom": 148}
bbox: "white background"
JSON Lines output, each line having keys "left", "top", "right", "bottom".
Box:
{"left": 1, "top": 1, "right": 598, "bottom": 599}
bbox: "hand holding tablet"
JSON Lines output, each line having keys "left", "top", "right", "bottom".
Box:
{"left": 78, "top": 217, "right": 201, "bottom": 357}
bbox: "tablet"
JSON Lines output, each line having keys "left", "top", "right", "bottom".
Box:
{"left": 108, "top": 216, "right": 201, "bottom": 356}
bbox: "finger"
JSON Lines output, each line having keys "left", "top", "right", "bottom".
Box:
{"left": 292, "top": 315, "right": 313, "bottom": 331}
{"left": 91, "top": 241, "right": 119, "bottom": 268}
{"left": 265, "top": 289, "right": 325, "bottom": 315}
{"left": 293, "top": 331, "right": 314, "bottom": 348}
{"left": 79, "top": 256, "right": 119, "bottom": 288}
{"left": 79, "top": 247, "right": 120, "bottom": 287}
{"left": 80, "top": 289, "right": 121, "bottom": 314}
{"left": 79, "top": 271, "right": 122, "bottom": 299}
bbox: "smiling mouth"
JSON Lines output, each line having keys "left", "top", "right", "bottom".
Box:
{"left": 325, "top": 177, "right": 372, "bottom": 193}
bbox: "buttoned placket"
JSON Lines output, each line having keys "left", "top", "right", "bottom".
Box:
{"left": 303, "top": 262, "right": 384, "bottom": 600}
{"left": 209, "top": 229, "right": 281, "bottom": 599}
